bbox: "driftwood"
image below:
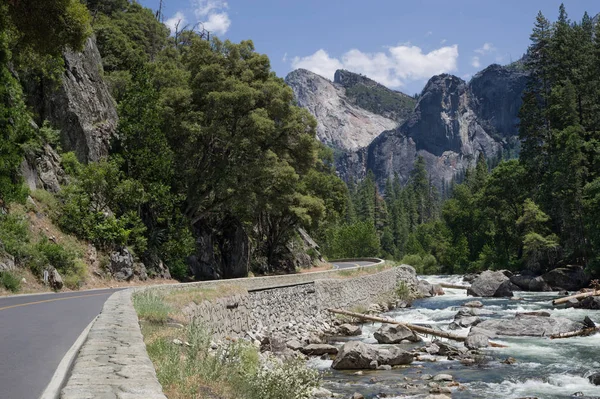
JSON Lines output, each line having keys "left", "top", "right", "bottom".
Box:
{"left": 552, "top": 289, "right": 600, "bottom": 305}
{"left": 327, "top": 308, "right": 507, "bottom": 348}
{"left": 438, "top": 282, "right": 470, "bottom": 290}
{"left": 550, "top": 327, "right": 600, "bottom": 339}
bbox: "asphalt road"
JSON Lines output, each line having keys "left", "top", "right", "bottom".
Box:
{"left": 331, "top": 260, "right": 379, "bottom": 269}
{"left": 0, "top": 288, "right": 121, "bottom": 399}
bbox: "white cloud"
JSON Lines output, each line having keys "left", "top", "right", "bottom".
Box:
{"left": 202, "top": 12, "right": 230, "bottom": 34}
{"left": 291, "top": 44, "right": 459, "bottom": 88}
{"left": 165, "top": 12, "right": 186, "bottom": 35}
{"left": 475, "top": 42, "right": 495, "bottom": 55}
{"left": 291, "top": 50, "right": 344, "bottom": 81}
{"left": 425, "top": 31, "right": 433, "bottom": 37}
{"left": 440, "top": 39, "right": 447, "bottom": 44}
{"left": 193, "top": 0, "right": 230, "bottom": 35}
{"left": 282, "top": 52, "right": 288, "bottom": 62}
{"left": 471, "top": 56, "right": 481, "bottom": 68}
{"left": 462, "top": 73, "right": 473, "bottom": 80}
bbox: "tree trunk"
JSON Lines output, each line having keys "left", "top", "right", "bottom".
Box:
{"left": 550, "top": 327, "right": 599, "bottom": 339}
{"left": 552, "top": 289, "right": 600, "bottom": 305}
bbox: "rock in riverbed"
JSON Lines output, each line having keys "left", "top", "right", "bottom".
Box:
{"left": 338, "top": 324, "right": 362, "bottom": 336}
{"left": 331, "top": 341, "right": 413, "bottom": 370}
{"left": 374, "top": 324, "right": 421, "bottom": 343}
{"left": 475, "top": 314, "right": 582, "bottom": 337}
{"left": 467, "top": 270, "right": 518, "bottom": 297}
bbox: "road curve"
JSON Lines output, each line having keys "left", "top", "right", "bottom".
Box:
{"left": 331, "top": 260, "right": 380, "bottom": 270}
{"left": 0, "top": 288, "right": 121, "bottom": 399}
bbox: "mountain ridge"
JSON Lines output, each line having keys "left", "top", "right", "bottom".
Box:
{"left": 287, "top": 63, "right": 529, "bottom": 189}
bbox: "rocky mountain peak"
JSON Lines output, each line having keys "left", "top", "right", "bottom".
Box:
{"left": 285, "top": 69, "right": 400, "bottom": 151}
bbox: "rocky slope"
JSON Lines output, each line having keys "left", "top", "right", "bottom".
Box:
{"left": 294, "top": 64, "right": 529, "bottom": 188}
{"left": 285, "top": 69, "right": 414, "bottom": 151}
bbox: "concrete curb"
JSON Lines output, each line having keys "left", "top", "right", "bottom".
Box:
{"left": 39, "top": 316, "right": 97, "bottom": 399}
{"left": 60, "top": 290, "right": 167, "bottom": 399}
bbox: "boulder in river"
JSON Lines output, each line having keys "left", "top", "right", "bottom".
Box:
{"left": 338, "top": 324, "right": 362, "bottom": 336}
{"left": 374, "top": 324, "right": 421, "bottom": 343}
{"left": 475, "top": 314, "right": 582, "bottom": 337}
{"left": 541, "top": 265, "right": 589, "bottom": 291}
{"left": 449, "top": 308, "right": 481, "bottom": 329}
{"left": 572, "top": 296, "right": 600, "bottom": 310}
{"left": 465, "top": 333, "right": 489, "bottom": 349}
{"left": 588, "top": 372, "right": 600, "bottom": 386}
{"left": 509, "top": 274, "right": 533, "bottom": 290}
{"left": 467, "top": 270, "right": 517, "bottom": 297}
{"left": 331, "top": 341, "right": 413, "bottom": 370}
{"left": 463, "top": 300, "right": 483, "bottom": 308}
{"left": 528, "top": 276, "right": 552, "bottom": 291}
{"left": 417, "top": 280, "right": 434, "bottom": 297}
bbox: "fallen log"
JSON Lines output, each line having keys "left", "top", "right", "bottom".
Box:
{"left": 552, "top": 289, "right": 600, "bottom": 305}
{"left": 326, "top": 308, "right": 507, "bottom": 348}
{"left": 550, "top": 327, "right": 600, "bottom": 339}
{"left": 438, "top": 282, "right": 470, "bottom": 290}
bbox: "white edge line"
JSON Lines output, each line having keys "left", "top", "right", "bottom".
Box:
{"left": 39, "top": 315, "right": 98, "bottom": 399}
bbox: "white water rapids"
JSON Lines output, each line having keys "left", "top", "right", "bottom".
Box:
{"left": 309, "top": 275, "right": 600, "bottom": 399}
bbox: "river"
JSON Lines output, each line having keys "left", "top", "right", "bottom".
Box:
{"left": 309, "top": 275, "right": 600, "bottom": 398}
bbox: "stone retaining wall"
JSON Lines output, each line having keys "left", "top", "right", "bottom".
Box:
{"left": 182, "top": 266, "right": 417, "bottom": 338}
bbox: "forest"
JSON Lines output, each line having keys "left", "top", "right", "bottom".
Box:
{"left": 1, "top": 1, "right": 599, "bottom": 288}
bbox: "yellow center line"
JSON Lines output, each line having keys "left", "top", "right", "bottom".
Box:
{"left": 0, "top": 292, "right": 113, "bottom": 312}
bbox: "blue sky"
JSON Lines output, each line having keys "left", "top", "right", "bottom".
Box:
{"left": 140, "top": 0, "right": 598, "bottom": 95}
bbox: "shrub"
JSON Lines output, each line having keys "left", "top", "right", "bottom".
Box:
{"left": 248, "top": 357, "right": 320, "bottom": 399}
{"left": 0, "top": 271, "right": 21, "bottom": 292}
{"left": 133, "top": 291, "right": 171, "bottom": 324}
{"left": 0, "top": 212, "right": 30, "bottom": 259}
{"left": 400, "top": 254, "right": 423, "bottom": 272}
{"left": 395, "top": 281, "right": 410, "bottom": 300}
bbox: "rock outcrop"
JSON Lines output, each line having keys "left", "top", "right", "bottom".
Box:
{"left": 21, "top": 141, "right": 67, "bottom": 193}
{"left": 285, "top": 69, "right": 404, "bottom": 150}
{"left": 26, "top": 37, "right": 118, "bottom": 163}
{"left": 109, "top": 247, "right": 135, "bottom": 281}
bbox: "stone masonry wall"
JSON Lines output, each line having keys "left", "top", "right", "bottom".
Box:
{"left": 182, "top": 266, "right": 417, "bottom": 339}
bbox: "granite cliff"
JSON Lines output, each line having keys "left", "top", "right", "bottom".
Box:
{"left": 285, "top": 69, "right": 415, "bottom": 151}
{"left": 288, "top": 64, "right": 529, "bottom": 188}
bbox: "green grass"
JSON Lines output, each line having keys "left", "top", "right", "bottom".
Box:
{"left": 0, "top": 271, "right": 21, "bottom": 292}
{"left": 133, "top": 291, "right": 172, "bottom": 324}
